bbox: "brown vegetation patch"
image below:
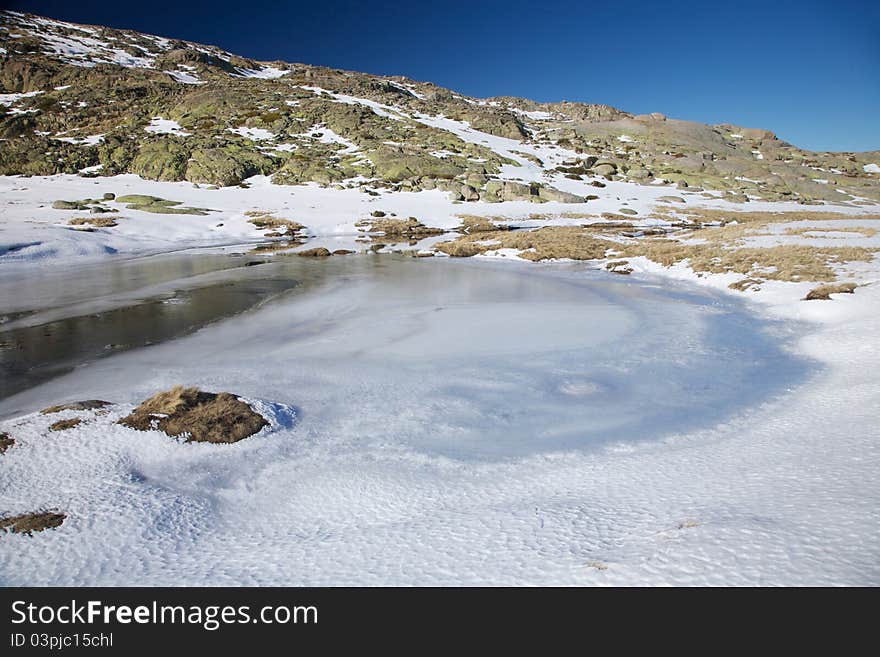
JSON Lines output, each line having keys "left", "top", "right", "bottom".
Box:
{"left": 0, "top": 432, "right": 14, "bottom": 454}
{"left": 436, "top": 227, "right": 612, "bottom": 261}
{"left": 245, "top": 211, "right": 304, "bottom": 237}
{"left": 357, "top": 217, "right": 445, "bottom": 237}
{"left": 0, "top": 511, "right": 66, "bottom": 535}
{"left": 619, "top": 241, "right": 875, "bottom": 282}
{"left": 248, "top": 240, "right": 303, "bottom": 254}
{"left": 41, "top": 400, "right": 112, "bottom": 415}
{"left": 728, "top": 278, "right": 763, "bottom": 292}
{"left": 803, "top": 282, "right": 858, "bottom": 300}
{"left": 118, "top": 386, "right": 268, "bottom": 443}
{"left": 68, "top": 217, "right": 118, "bottom": 228}
{"left": 296, "top": 247, "right": 332, "bottom": 257}
{"left": 455, "top": 215, "right": 510, "bottom": 233}
{"left": 49, "top": 418, "right": 83, "bottom": 432}
{"left": 605, "top": 260, "right": 633, "bottom": 275}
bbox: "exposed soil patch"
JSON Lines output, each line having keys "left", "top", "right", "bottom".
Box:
{"left": 118, "top": 386, "right": 268, "bottom": 443}
{"left": 0, "top": 511, "right": 66, "bottom": 535}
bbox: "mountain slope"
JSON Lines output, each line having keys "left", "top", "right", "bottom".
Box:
{"left": 1, "top": 9, "right": 878, "bottom": 207}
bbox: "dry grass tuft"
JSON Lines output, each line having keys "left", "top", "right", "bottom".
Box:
{"left": 605, "top": 260, "right": 633, "bottom": 275}
{"left": 803, "top": 282, "right": 858, "bottom": 300}
{"left": 248, "top": 240, "right": 303, "bottom": 254}
{"left": 118, "top": 386, "right": 268, "bottom": 443}
{"left": 0, "top": 511, "right": 66, "bottom": 535}
{"left": 728, "top": 278, "right": 763, "bottom": 292}
{"left": 41, "top": 400, "right": 112, "bottom": 415}
{"left": 246, "top": 212, "right": 304, "bottom": 237}
{"left": 296, "top": 247, "right": 332, "bottom": 257}
{"left": 68, "top": 216, "right": 118, "bottom": 228}
{"left": 455, "top": 215, "right": 510, "bottom": 233}
{"left": 358, "top": 217, "right": 445, "bottom": 237}
{"left": 49, "top": 418, "right": 83, "bottom": 432}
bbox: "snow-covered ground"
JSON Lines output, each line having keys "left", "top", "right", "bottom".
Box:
{"left": 0, "top": 169, "right": 878, "bottom": 585}
{"left": 1, "top": 172, "right": 875, "bottom": 268}
{"left": 0, "top": 250, "right": 878, "bottom": 585}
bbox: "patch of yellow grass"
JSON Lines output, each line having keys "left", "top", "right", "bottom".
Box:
{"left": 436, "top": 227, "right": 612, "bottom": 261}
{"left": 619, "top": 241, "right": 875, "bottom": 282}
{"left": 119, "top": 385, "right": 268, "bottom": 444}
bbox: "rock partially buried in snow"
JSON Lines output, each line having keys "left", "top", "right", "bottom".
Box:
{"left": 118, "top": 386, "right": 268, "bottom": 443}
{"left": 803, "top": 282, "right": 857, "bottom": 301}
{"left": 295, "top": 247, "right": 332, "bottom": 258}
{"left": 49, "top": 418, "right": 83, "bottom": 432}
{"left": 40, "top": 400, "right": 113, "bottom": 414}
{"left": 0, "top": 511, "right": 66, "bottom": 535}
{"left": 0, "top": 432, "right": 13, "bottom": 454}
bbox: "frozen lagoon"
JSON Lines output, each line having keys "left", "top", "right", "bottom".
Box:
{"left": 0, "top": 254, "right": 810, "bottom": 456}
{"left": 0, "top": 254, "right": 817, "bottom": 584}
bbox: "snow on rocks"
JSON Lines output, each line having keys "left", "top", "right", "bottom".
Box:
{"left": 145, "top": 117, "right": 190, "bottom": 136}
{"left": 228, "top": 126, "right": 276, "bottom": 141}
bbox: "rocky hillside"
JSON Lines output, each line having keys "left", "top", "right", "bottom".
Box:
{"left": 1, "top": 10, "right": 878, "bottom": 206}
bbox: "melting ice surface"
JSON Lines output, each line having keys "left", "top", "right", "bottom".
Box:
{"left": 0, "top": 255, "right": 811, "bottom": 584}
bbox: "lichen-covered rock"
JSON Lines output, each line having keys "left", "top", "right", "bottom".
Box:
{"left": 537, "top": 186, "right": 586, "bottom": 203}
{"left": 369, "top": 149, "right": 464, "bottom": 183}
{"left": 185, "top": 146, "right": 276, "bottom": 187}
{"left": 129, "top": 139, "right": 190, "bottom": 181}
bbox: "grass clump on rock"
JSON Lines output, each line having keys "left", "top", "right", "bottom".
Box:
{"left": 0, "top": 511, "right": 66, "bottom": 535}
{"left": 118, "top": 385, "right": 268, "bottom": 443}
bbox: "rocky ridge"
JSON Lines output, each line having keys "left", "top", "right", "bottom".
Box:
{"left": 1, "top": 10, "right": 878, "bottom": 206}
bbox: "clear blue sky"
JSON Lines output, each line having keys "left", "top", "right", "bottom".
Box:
{"left": 8, "top": 0, "right": 879, "bottom": 152}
